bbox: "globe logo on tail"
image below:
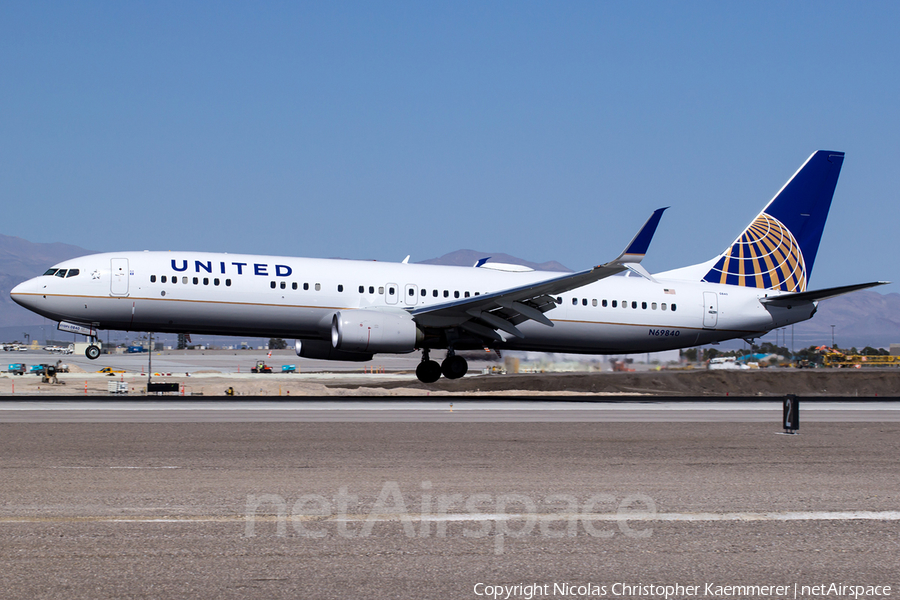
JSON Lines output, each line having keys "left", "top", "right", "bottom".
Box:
{"left": 703, "top": 213, "right": 807, "bottom": 292}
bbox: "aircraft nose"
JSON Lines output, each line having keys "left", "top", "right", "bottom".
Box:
{"left": 10, "top": 278, "right": 38, "bottom": 308}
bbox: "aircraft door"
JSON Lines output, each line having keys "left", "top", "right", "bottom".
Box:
{"left": 703, "top": 291, "right": 718, "bottom": 328}
{"left": 404, "top": 284, "right": 418, "bottom": 306}
{"left": 385, "top": 283, "right": 399, "bottom": 305}
{"left": 110, "top": 258, "right": 130, "bottom": 296}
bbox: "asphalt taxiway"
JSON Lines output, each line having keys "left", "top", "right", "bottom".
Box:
{"left": 1, "top": 402, "right": 898, "bottom": 599}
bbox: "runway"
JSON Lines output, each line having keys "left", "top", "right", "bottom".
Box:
{"left": 1, "top": 406, "right": 897, "bottom": 598}
{"left": 0, "top": 398, "right": 898, "bottom": 422}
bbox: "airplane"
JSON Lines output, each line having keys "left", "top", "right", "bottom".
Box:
{"left": 10, "top": 150, "right": 887, "bottom": 383}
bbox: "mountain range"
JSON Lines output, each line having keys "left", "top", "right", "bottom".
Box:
{"left": 0, "top": 233, "right": 897, "bottom": 349}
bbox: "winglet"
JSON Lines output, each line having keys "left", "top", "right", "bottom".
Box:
{"left": 608, "top": 207, "right": 667, "bottom": 266}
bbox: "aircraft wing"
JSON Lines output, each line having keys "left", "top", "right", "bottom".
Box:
{"left": 410, "top": 208, "right": 667, "bottom": 341}
{"left": 759, "top": 281, "right": 890, "bottom": 306}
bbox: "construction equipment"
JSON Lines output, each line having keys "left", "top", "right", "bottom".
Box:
{"left": 251, "top": 360, "right": 273, "bottom": 374}
{"left": 8, "top": 363, "right": 26, "bottom": 375}
{"left": 818, "top": 346, "right": 900, "bottom": 368}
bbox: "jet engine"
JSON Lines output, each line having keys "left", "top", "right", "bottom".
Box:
{"left": 331, "top": 310, "right": 422, "bottom": 353}
{"left": 295, "top": 339, "right": 373, "bottom": 362}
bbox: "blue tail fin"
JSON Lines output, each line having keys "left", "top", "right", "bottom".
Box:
{"left": 702, "top": 150, "right": 844, "bottom": 292}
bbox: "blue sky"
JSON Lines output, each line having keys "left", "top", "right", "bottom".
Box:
{"left": 2, "top": 2, "right": 897, "bottom": 293}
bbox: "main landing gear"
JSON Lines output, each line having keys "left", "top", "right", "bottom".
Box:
{"left": 85, "top": 335, "right": 101, "bottom": 360}
{"left": 416, "top": 349, "right": 468, "bottom": 383}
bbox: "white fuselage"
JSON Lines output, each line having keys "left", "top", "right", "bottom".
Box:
{"left": 11, "top": 251, "right": 813, "bottom": 354}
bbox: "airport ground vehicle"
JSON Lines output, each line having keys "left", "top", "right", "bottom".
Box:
{"left": 8, "top": 363, "right": 26, "bottom": 375}
{"left": 251, "top": 360, "right": 273, "bottom": 373}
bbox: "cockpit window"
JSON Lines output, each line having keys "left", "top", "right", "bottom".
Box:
{"left": 65, "top": 269, "right": 79, "bottom": 278}
{"left": 43, "top": 269, "right": 59, "bottom": 276}
{"left": 55, "top": 269, "right": 68, "bottom": 278}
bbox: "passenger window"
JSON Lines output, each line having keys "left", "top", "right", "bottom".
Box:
{"left": 270, "top": 281, "right": 276, "bottom": 289}
{"left": 172, "top": 277, "right": 177, "bottom": 285}
{"left": 66, "top": 269, "right": 79, "bottom": 278}
{"left": 214, "top": 278, "right": 220, "bottom": 286}
{"left": 651, "top": 302, "right": 657, "bottom": 310}
{"left": 409, "top": 288, "right": 415, "bottom": 296}
{"left": 602, "top": 299, "right": 608, "bottom": 307}
{"left": 612, "top": 300, "right": 617, "bottom": 308}
{"left": 193, "top": 277, "right": 199, "bottom": 285}
{"left": 161, "top": 275, "right": 167, "bottom": 283}
{"left": 388, "top": 287, "right": 395, "bottom": 295}
{"left": 359, "top": 286, "right": 364, "bottom": 293}
{"left": 572, "top": 298, "right": 578, "bottom": 306}
{"left": 433, "top": 290, "right": 438, "bottom": 297}
{"left": 338, "top": 285, "right": 344, "bottom": 292}
{"left": 226, "top": 279, "right": 231, "bottom": 286}
{"left": 151, "top": 275, "right": 157, "bottom": 283}
{"left": 642, "top": 302, "right": 647, "bottom": 309}
{"left": 592, "top": 299, "right": 597, "bottom": 307}
{"left": 556, "top": 297, "right": 562, "bottom": 304}
{"left": 444, "top": 290, "right": 449, "bottom": 298}
{"left": 304, "top": 283, "right": 309, "bottom": 290}
{"left": 474, "top": 292, "right": 480, "bottom": 296}
{"left": 661, "top": 303, "right": 667, "bottom": 311}
{"left": 315, "top": 283, "right": 321, "bottom": 291}
{"left": 379, "top": 286, "right": 384, "bottom": 294}
{"left": 582, "top": 299, "right": 588, "bottom": 306}
{"left": 671, "top": 304, "right": 677, "bottom": 311}
{"left": 632, "top": 301, "right": 637, "bottom": 309}
{"left": 465, "top": 292, "right": 470, "bottom": 298}
{"left": 622, "top": 300, "right": 627, "bottom": 308}
{"left": 421, "top": 289, "right": 426, "bottom": 296}
{"left": 280, "top": 281, "right": 286, "bottom": 289}
{"left": 203, "top": 278, "right": 209, "bottom": 285}
{"left": 182, "top": 277, "right": 188, "bottom": 284}
{"left": 293, "top": 283, "right": 298, "bottom": 290}
{"left": 369, "top": 286, "right": 375, "bottom": 294}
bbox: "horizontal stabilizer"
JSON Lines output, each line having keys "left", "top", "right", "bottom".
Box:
{"left": 760, "top": 281, "right": 889, "bottom": 306}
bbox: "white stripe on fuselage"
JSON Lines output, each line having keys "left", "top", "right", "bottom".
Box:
{"left": 11, "top": 251, "right": 802, "bottom": 354}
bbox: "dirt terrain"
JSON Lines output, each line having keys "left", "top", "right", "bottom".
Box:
{"left": 337, "top": 369, "right": 900, "bottom": 397}
{"left": 1, "top": 368, "right": 898, "bottom": 396}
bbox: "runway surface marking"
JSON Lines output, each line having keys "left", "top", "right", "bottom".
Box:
{"left": 3, "top": 511, "right": 899, "bottom": 524}
{"left": 1, "top": 401, "right": 898, "bottom": 411}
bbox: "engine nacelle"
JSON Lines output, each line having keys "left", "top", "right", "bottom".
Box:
{"left": 331, "top": 310, "right": 421, "bottom": 353}
{"left": 295, "top": 339, "right": 373, "bottom": 362}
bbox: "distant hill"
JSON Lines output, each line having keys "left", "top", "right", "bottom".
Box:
{"left": 786, "top": 290, "right": 900, "bottom": 349}
{"left": 0, "top": 234, "right": 897, "bottom": 348}
{"left": 418, "top": 249, "right": 571, "bottom": 272}
{"left": 0, "top": 234, "right": 94, "bottom": 328}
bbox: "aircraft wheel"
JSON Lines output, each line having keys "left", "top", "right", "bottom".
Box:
{"left": 85, "top": 345, "right": 101, "bottom": 360}
{"left": 416, "top": 360, "right": 442, "bottom": 383}
{"left": 441, "top": 355, "right": 468, "bottom": 380}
